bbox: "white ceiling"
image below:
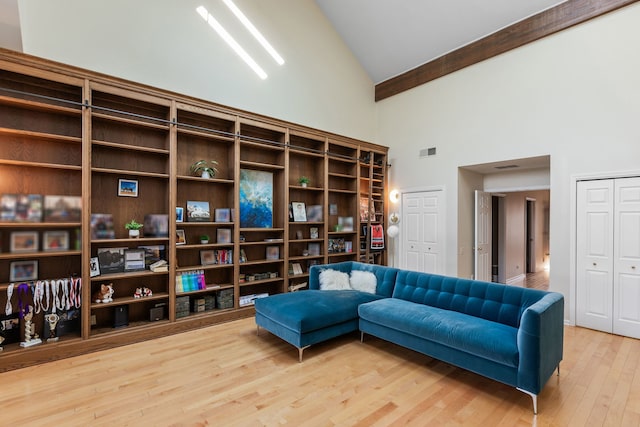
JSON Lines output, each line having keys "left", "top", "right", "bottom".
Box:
{"left": 315, "top": 0, "right": 567, "bottom": 84}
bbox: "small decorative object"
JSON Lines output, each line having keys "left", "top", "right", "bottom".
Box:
{"left": 190, "top": 159, "right": 219, "bottom": 179}
{"left": 45, "top": 313, "right": 60, "bottom": 342}
{"left": 134, "top": 287, "right": 143, "bottom": 298}
{"left": 117, "top": 179, "right": 138, "bottom": 197}
{"left": 93, "top": 283, "right": 114, "bottom": 303}
{"left": 200, "top": 234, "right": 210, "bottom": 244}
{"left": 20, "top": 305, "right": 42, "bottom": 348}
{"left": 125, "top": 219, "right": 143, "bottom": 238}
{"left": 298, "top": 176, "right": 310, "bottom": 187}
{"left": 142, "top": 287, "right": 153, "bottom": 297}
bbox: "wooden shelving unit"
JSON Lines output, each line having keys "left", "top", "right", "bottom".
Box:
{"left": 0, "top": 49, "right": 387, "bottom": 371}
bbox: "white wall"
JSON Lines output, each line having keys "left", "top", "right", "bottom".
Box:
{"left": 17, "top": 0, "right": 376, "bottom": 141}
{"left": 379, "top": 3, "right": 640, "bottom": 321}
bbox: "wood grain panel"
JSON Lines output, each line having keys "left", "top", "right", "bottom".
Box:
{"left": 375, "top": 0, "right": 639, "bottom": 101}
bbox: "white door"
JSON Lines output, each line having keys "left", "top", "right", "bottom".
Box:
{"left": 401, "top": 190, "right": 445, "bottom": 274}
{"left": 474, "top": 190, "right": 492, "bottom": 281}
{"left": 576, "top": 179, "right": 614, "bottom": 332}
{"left": 613, "top": 177, "right": 640, "bottom": 339}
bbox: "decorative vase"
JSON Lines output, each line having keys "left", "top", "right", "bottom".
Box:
{"left": 301, "top": 182, "right": 307, "bottom": 188}
{"left": 201, "top": 239, "right": 209, "bottom": 244}
{"left": 201, "top": 170, "right": 211, "bottom": 179}
{"left": 129, "top": 229, "right": 140, "bottom": 238}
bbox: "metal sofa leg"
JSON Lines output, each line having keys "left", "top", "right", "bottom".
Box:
{"left": 256, "top": 325, "right": 260, "bottom": 335}
{"left": 298, "top": 345, "right": 310, "bottom": 363}
{"left": 360, "top": 331, "right": 365, "bottom": 342}
{"left": 516, "top": 388, "right": 538, "bottom": 414}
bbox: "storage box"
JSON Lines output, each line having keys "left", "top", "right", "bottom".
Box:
{"left": 191, "top": 297, "right": 206, "bottom": 313}
{"left": 204, "top": 295, "right": 216, "bottom": 311}
{"left": 216, "top": 289, "right": 234, "bottom": 309}
{"left": 176, "top": 296, "right": 190, "bottom": 318}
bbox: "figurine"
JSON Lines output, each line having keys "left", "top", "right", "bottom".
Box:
{"left": 134, "top": 287, "right": 143, "bottom": 298}
{"left": 142, "top": 287, "right": 153, "bottom": 297}
{"left": 93, "top": 283, "right": 114, "bottom": 303}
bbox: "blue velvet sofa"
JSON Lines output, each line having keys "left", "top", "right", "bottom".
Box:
{"left": 254, "top": 261, "right": 564, "bottom": 413}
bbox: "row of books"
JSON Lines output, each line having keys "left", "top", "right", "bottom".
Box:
{"left": 175, "top": 269, "right": 206, "bottom": 293}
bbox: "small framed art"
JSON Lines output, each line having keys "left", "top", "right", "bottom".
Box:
{"left": 118, "top": 179, "right": 138, "bottom": 197}
{"left": 215, "top": 208, "right": 231, "bottom": 222}
{"left": 186, "top": 201, "right": 211, "bottom": 222}
{"left": 176, "top": 229, "right": 186, "bottom": 245}
{"left": 176, "top": 207, "right": 184, "bottom": 223}
{"left": 10, "top": 231, "right": 39, "bottom": 253}
{"left": 266, "top": 246, "right": 280, "bottom": 260}
{"left": 216, "top": 228, "right": 232, "bottom": 244}
{"left": 200, "top": 250, "right": 216, "bottom": 266}
{"left": 291, "top": 202, "right": 307, "bottom": 222}
{"left": 9, "top": 260, "right": 38, "bottom": 282}
{"left": 43, "top": 231, "right": 69, "bottom": 251}
{"left": 90, "top": 256, "right": 101, "bottom": 277}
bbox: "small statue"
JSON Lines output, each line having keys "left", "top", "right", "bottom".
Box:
{"left": 45, "top": 313, "right": 60, "bottom": 342}
{"left": 93, "top": 283, "right": 114, "bottom": 303}
{"left": 134, "top": 287, "right": 143, "bottom": 298}
{"left": 20, "top": 305, "right": 42, "bottom": 347}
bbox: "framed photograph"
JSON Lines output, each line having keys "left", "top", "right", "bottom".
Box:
{"left": 306, "top": 204, "right": 323, "bottom": 222}
{"left": 186, "top": 201, "right": 211, "bottom": 222}
{"left": 97, "top": 247, "right": 126, "bottom": 274}
{"left": 90, "top": 256, "right": 101, "bottom": 277}
{"left": 291, "top": 262, "right": 303, "bottom": 275}
{"left": 291, "top": 202, "right": 307, "bottom": 222}
{"left": 215, "top": 208, "right": 231, "bottom": 222}
{"left": 15, "top": 194, "right": 42, "bottom": 222}
{"left": 10, "top": 231, "right": 39, "bottom": 253}
{"left": 200, "top": 249, "right": 216, "bottom": 266}
{"left": 307, "top": 242, "right": 320, "bottom": 256}
{"left": 117, "top": 179, "right": 138, "bottom": 197}
{"left": 43, "top": 231, "right": 69, "bottom": 251}
{"left": 329, "top": 204, "right": 338, "bottom": 216}
{"left": 239, "top": 248, "right": 248, "bottom": 263}
{"left": 216, "top": 228, "right": 232, "bottom": 244}
{"left": 345, "top": 241, "right": 353, "bottom": 253}
{"left": 176, "top": 229, "right": 186, "bottom": 245}
{"left": 266, "top": 245, "right": 280, "bottom": 260}
{"left": 1, "top": 194, "right": 17, "bottom": 221}
{"left": 90, "top": 213, "right": 115, "bottom": 239}
{"left": 9, "top": 260, "right": 38, "bottom": 282}
{"left": 124, "top": 249, "right": 146, "bottom": 272}
{"left": 338, "top": 216, "right": 354, "bottom": 232}
{"left": 139, "top": 245, "right": 166, "bottom": 267}
{"left": 44, "top": 195, "right": 81, "bottom": 222}
{"left": 176, "top": 207, "right": 184, "bottom": 223}
{"left": 143, "top": 214, "right": 169, "bottom": 237}
{"left": 310, "top": 227, "right": 319, "bottom": 239}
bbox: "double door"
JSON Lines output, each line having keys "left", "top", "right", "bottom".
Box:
{"left": 576, "top": 177, "right": 640, "bottom": 339}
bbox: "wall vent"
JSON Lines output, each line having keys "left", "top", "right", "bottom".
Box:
{"left": 494, "top": 164, "right": 519, "bottom": 170}
{"left": 419, "top": 147, "right": 436, "bottom": 158}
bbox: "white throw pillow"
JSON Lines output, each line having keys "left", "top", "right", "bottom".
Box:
{"left": 350, "top": 270, "right": 377, "bottom": 294}
{"left": 319, "top": 269, "right": 351, "bottom": 290}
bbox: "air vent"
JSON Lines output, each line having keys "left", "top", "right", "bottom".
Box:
{"left": 419, "top": 147, "right": 437, "bottom": 158}
{"left": 494, "top": 164, "right": 519, "bottom": 170}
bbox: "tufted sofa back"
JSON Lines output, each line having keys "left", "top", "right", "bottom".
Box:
{"left": 309, "top": 261, "right": 399, "bottom": 297}
{"left": 392, "top": 270, "right": 549, "bottom": 328}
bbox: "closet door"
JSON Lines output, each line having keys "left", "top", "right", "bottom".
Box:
{"left": 576, "top": 179, "right": 614, "bottom": 332}
{"left": 613, "top": 177, "right": 640, "bottom": 339}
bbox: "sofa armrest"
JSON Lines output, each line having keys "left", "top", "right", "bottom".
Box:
{"left": 516, "top": 292, "right": 564, "bottom": 394}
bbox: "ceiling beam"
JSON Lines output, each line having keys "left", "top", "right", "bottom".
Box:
{"left": 375, "top": 0, "right": 638, "bottom": 102}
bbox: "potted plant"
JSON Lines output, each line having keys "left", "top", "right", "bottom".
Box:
{"left": 200, "top": 234, "right": 210, "bottom": 244}
{"left": 190, "top": 159, "right": 219, "bottom": 179}
{"left": 125, "top": 219, "right": 143, "bottom": 238}
{"left": 298, "top": 176, "right": 310, "bottom": 188}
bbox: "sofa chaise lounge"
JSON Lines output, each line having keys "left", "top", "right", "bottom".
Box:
{"left": 254, "top": 261, "right": 564, "bottom": 413}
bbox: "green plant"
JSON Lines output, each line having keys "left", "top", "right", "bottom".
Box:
{"left": 190, "top": 159, "right": 218, "bottom": 178}
{"left": 298, "top": 176, "right": 310, "bottom": 185}
{"left": 124, "top": 219, "right": 143, "bottom": 230}
{"left": 200, "top": 234, "right": 210, "bottom": 241}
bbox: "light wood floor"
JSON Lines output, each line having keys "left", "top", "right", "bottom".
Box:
{"left": 1, "top": 316, "right": 638, "bottom": 426}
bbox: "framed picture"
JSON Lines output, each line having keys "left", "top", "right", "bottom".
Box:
{"left": 291, "top": 202, "right": 307, "bottom": 222}
{"left": 306, "top": 204, "right": 323, "bottom": 222}
{"left": 291, "top": 262, "right": 303, "bottom": 275}
{"left": 9, "top": 260, "right": 38, "bottom": 281}
{"left": 186, "top": 201, "right": 211, "bottom": 222}
{"left": 338, "top": 216, "right": 354, "bottom": 232}
{"left": 44, "top": 195, "right": 81, "bottom": 222}
{"left": 90, "top": 256, "right": 101, "bottom": 277}
{"left": 176, "top": 207, "right": 184, "bottom": 223}
{"left": 307, "top": 242, "right": 320, "bottom": 256}
{"left": 15, "top": 194, "right": 42, "bottom": 222}
{"left": 215, "top": 208, "right": 231, "bottom": 222}
{"left": 97, "top": 247, "right": 126, "bottom": 274}
{"left": 117, "top": 179, "right": 138, "bottom": 197}
{"left": 90, "top": 213, "right": 115, "bottom": 239}
{"left": 1, "top": 194, "right": 17, "bottom": 221}
{"left": 329, "top": 204, "right": 338, "bottom": 216}
{"left": 43, "top": 231, "right": 69, "bottom": 251}
{"left": 10, "top": 231, "right": 39, "bottom": 253}
{"left": 216, "top": 228, "right": 232, "bottom": 244}
{"left": 266, "top": 245, "right": 280, "bottom": 260}
{"left": 239, "top": 169, "right": 273, "bottom": 228}
{"left": 143, "top": 214, "right": 169, "bottom": 237}
{"left": 176, "top": 229, "right": 186, "bottom": 245}
{"left": 124, "top": 249, "right": 146, "bottom": 272}
{"left": 139, "top": 245, "right": 166, "bottom": 267}
{"left": 310, "top": 227, "right": 319, "bottom": 239}
{"left": 200, "top": 249, "right": 216, "bottom": 266}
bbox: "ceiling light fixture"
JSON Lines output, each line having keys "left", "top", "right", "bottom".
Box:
{"left": 196, "top": 5, "right": 268, "bottom": 80}
{"left": 221, "top": 0, "right": 285, "bottom": 66}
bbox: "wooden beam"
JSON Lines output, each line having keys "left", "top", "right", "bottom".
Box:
{"left": 375, "top": 0, "right": 639, "bottom": 101}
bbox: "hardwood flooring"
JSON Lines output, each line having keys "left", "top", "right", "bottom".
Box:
{"left": 1, "top": 316, "right": 638, "bottom": 426}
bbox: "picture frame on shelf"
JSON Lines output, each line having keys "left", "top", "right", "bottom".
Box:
{"left": 176, "top": 229, "right": 187, "bottom": 245}
{"left": 306, "top": 204, "right": 322, "bottom": 222}
{"left": 9, "top": 260, "right": 38, "bottom": 282}
{"left": 200, "top": 250, "right": 216, "bottom": 266}
{"left": 217, "top": 228, "right": 232, "bottom": 244}
{"left": 97, "top": 247, "right": 126, "bottom": 274}
{"left": 123, "top": 249, "right": 146, "bottom": 272}
{"left": 186, "top": 201, "right": 211, "bottom": 222}
{"left": 144, "top": 214, "right": 169, "bottom": 237}
{"left": 329, "top": 204, "right": 338, "bottom": 216}
{"left": 214, "top": 208, "right": 231, "bottom": 222}
{"left": 291, "top": 262, "right": 303, "bottom": 275}
{"left": 90, "top": 256, "right": 101, "bottom": 277}
{"left": 117, "top": 179, "right": 138, "bottom": 197}
{"left": 43, "top": 230, "right": 69, "bottom": 251}
{"left": 90, "top": 213, "right": 115, "bottom": 239}
{"left": 338, "top": 216, "right": 354, "bottom": 232}
{"left": 291, "top": 202, "right": 307, "bottom": 222}
{"left": 176, "top": 207, "right": 184, "bottom": 223}
{"left": 0, "top": 194, "right": 17, "bottom": 221}
{"left": 307, "top": 242, "right": 320, "bottom": 256}
{"left": 139, "top": 245, "right": 166, "bottom": 267}
{"left": 15, "top": 194, "right": 42, "bottom": 222}
{"left": 345, "top": 241, "right": 353, "bottom": 253}
{"left": 239, "top": 248, "right": 248, "bottom": 263}
{"left": 44, "top": 195, "right": 81, "bottom": 222}
{"left": 10, "top": 231, "right": 38, "bottom": 253}
{"left": 310, "top": 227, "right": 319, "bottom": 239}
{"left": 266, "top": 246, "right": 280, "bottom": 260}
